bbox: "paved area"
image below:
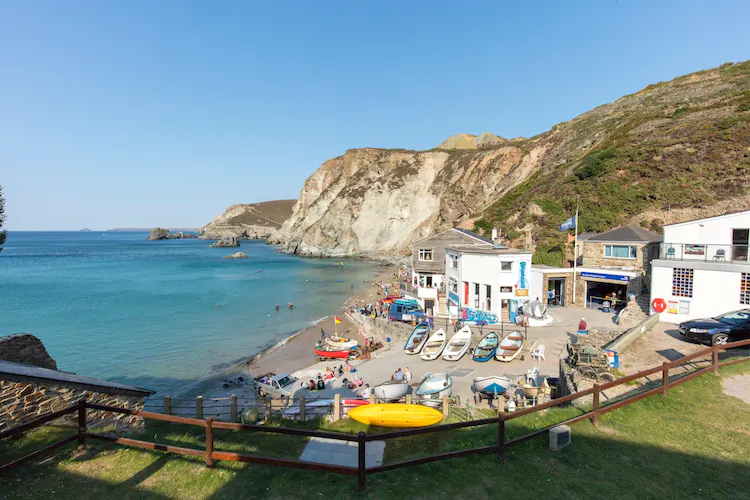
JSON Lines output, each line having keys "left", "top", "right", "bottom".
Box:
{"left": 723, "top": 374, "right": 750, "bottom": 405}
{"left": 299, "top": 437, "right": 385, "bottom": 468}
{"left": 290, "top": 306, "right": 621, "bottom": 405}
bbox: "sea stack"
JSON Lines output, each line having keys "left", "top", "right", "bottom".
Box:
{"left": 209, "top": 236, "right": 240, "bottom": 248}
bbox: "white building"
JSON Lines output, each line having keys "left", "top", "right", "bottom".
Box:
{"left": 445, "top": 244, "right": 532, "bottom": 323}
{"left": 650, "top": 210, "right": 750, "bottom": 323}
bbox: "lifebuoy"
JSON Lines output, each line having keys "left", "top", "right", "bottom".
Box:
{"left": 651, "top": 298, "right": 667, "bottom": 313}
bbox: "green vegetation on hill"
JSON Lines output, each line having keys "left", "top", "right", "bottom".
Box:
{"left": 473, "top": 61, "right": 750, "bottom": 249}
{"left": 3, "top": 362, "right": 750, "bottom": 499}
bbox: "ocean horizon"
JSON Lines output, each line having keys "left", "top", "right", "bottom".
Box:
{"left": 0, "top": 232, "right": 378, "bottom": 395}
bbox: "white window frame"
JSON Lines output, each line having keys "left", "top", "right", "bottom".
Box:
{"left": 418, "top": 248, "right": 433, "bottom": 262}
{"left": 449, "top": 278, "right": 458, "bottom": 293}
{"left": 450, "top": 256, "right": 458, "bottom": 269}
{"left": 604, "top": 245, "right": 638, "bottom": 260}
{"left": 500, "top": 261, "right": 513, "bottom": 271}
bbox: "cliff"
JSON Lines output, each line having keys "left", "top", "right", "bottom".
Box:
{"left": 200, "top": 200, "right": 296, "bottom": 241}
{"left": 278, "top": 60, "right": 750, "bottom": 258}
{"left": 0, "top": 333, "right": 57, "bottom": 370}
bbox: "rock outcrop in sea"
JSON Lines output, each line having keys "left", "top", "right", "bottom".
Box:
{"left": 209, "top": 236, "right": 240, "bottom": 248}
{"left": 0, "top": 333, "right": 58, "bottom": 370}
{"left": 224, "top": 252, "right": 248, "bottom": 259}
{"left": 147, "top": 228, "right": 198, "bottom": 240}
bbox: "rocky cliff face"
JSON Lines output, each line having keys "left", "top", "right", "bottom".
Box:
{"left": 277, "top": 60, "right": 750, "bottom": 258}
{"left": 0, "top": 334, "right": 57, "bottom": 370}
{"left": 200, "top": 200, "right": 296, "bottom": 241}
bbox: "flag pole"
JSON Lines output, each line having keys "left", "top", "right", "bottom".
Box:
{"left": 572, "top": 197, "right": 580, "bottom": 306}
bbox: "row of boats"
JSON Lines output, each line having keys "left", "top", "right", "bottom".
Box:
{"left": 313, "top": 336, "right": 359, "bottom": 359}
{"left": 404, "top": 323, "right": 525, "bottom": 363}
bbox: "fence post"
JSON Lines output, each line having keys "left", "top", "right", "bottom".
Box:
{"left": 661, "top": 362, "right": 669, "bottom": 396}
{"left": 712, "top": 345, "right": 720, "bottom": 375}
{"left": 369, "top": 394, "right": 375, "bottom": 405}
{"left": 592, "top": 384, "right": 600, "bottom": 425}
{"left": 230, "top": 394, "right": 238, "bottom": 422}
{"left": 497, "top": 412, "right": 505, "bottom": 460}
{"left": 333, "top": 394, "right": 340, "bottom": 421}
{"left": 442, "top": 397, "right": 450, "bottom": 419}
{"left": 164, "top": 395, "right": 171, "bottom": 415}
{"left": 196, "top": 396, "right": 203, "bottom": 419}
{"left": 299, "top": 396, "right": 306, "bottom": 422}
{"left": 205, "top": 417, "right": 214, "bottom": 468}
{"left": 265, "top": 395, "right": 272, "bottom": 422}
{"left": 357, "top": 431, "right": 366, "bottom": 490}
{"left": 405, "top": 394, "right": 412, "bottom": 405}
{"left": 77, "top": 398, "right": 87, "bottom": 451}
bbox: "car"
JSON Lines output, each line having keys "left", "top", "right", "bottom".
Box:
{"left": 677, "top": 309, "right": 750, "bottom": 346}
{"left": 253, "top": 372, "right": 298, "bottom": 400}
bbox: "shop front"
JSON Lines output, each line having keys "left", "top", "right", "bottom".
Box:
{"left": 579, "top": 270, "right": 634, "bottom": 310}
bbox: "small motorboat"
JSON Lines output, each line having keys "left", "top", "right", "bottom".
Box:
{"left": 325, "top": 336, "right": 358, "bottom": 350}
{"left": 495, "top": 332, "right": 525, "bottom": 362}
{"left": 404, "top": 322, "right": 430, "bottom": 355}
{"left": 420, "top": 328, "right": 447, "bottom": 361}
{"left": 442, "top": 326, "right": 472, "bottom": 361}
{"left": 373, "top": 380, "right": 410, "bottom": 402}
{"left": 472, "top": 332, "right": 499, "bottom": 362}
{"left": 313, "top": 347, "right": 350, "bottom": 360}
{"left": 472, "top": 375, "right": 513, "bottom": 404}
{"left": 415, "top": 372, "right": 452, "bottom": 407}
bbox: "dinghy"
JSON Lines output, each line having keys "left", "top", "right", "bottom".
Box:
{"left": 404, "top": 322, "right": 430, "bottom": 355}
{"left": 495, "top": 331, "right": 525, "bottom": 362}
{"left": 420, "top": 328, "right": 447, "bottom": 361}
{"left": 473, "top": 375, "right": 513, "bottom": 396}
{"left": 373, "top": 381, "right": 410, "bottom": 402}
{"left": 415, "top": 372, "right": 452, "bottom": 407}
{"left": 348, "top": 404, "right": 442, "bottom": 428}
{"left": 313, "top": 346, "right": 350, "bottom": 360}
{"left": 325, "top": 336, "right": 358, "bottom": 350}
{"left": 472, "top": 332, "right": 499, "bottom": 362}
{"left": 442, "top": 326, "right": 472, "bottom": 361}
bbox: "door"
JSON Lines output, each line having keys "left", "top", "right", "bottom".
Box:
{"left": 486, "top": 285, "right": 492, "bottom": 312}
{"left": 424, "top": 299, "right": 434, "bottom": 316}
{"left": 464, "top": 282, "right": 469, "bottom": 306}
{"left": 733, "top": 229, "right": 749, "bottom": 261}
{"left": 426, "top": 275, "right": 433, "bottom": 288}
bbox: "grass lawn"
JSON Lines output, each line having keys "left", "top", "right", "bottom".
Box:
{"left": 2, "top": 363, "right": 750, "bottom": 499}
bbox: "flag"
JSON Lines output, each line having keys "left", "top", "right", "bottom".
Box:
{"left": 334, "top": 317, "right": 342, "bottom": 324}
{"left": 559, "top": 215, "right": 576, "bottom": 231}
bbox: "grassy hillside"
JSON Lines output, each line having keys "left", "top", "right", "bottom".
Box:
{"left": 472, "top": 61, "right": 750, "bottom": 263}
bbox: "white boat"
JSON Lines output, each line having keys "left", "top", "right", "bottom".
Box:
{"left": 442, "top": 326, "right": 472, "bottom": 361}
{"left": 415, "top": 372, "right": 452, "bottom": 407}
{"left": 373, "top": 381, "right": 410, "bottom": 402}
{"left": 404, "top": 323, "right": 430, "bottom": 355}
{"left": 325, "top": 336, "right": 358, "bottom": 350}
{"left": 281, "top": 399, "right": 334, "bottom": 420}
{"left": 420, "top": 329, "right": 447, "bottom": 361}
{"left": 473, "top": 375, "right": 513, "bottom": 396}
{"left": 495, "top": 331, "right": 525, "bottom": 362}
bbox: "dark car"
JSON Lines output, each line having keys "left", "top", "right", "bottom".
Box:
{"left": 677, "top": 309, "right": 750, "bottom": 346}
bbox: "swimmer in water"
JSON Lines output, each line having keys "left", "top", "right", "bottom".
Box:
{"left": 275, "top": 304, "right": 280, "bottom": 311}
{"left": 288, "top": 302, "right": 293, "bottom": 309}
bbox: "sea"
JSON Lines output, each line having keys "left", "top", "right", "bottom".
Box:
{"left": 0, "top": 232, "right": 378, "bottom": 395}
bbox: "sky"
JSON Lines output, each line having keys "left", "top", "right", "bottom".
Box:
{"left": 1, "top": 1, "right": 749, "bottom": 230}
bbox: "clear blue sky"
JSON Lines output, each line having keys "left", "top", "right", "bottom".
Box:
{"left": 2, "top": 0, "right": 748, "bottom": 230}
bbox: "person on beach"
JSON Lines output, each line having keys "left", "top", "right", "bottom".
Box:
{"left": 392, "top": 368, "right": 404, "bottom": 382}
{"left": 404, "top": 367, "right": 412, "bottom": 384}
{"left": 316, "top": 375, "right": 325, "bottom": 390}
{"left": 320, "top": 328, "right": 326, "bottom": 340}
{"left": 338, "top": 365, "right": 344, "bottom": 376}
{"left": 359, "top": 384, "right": 372, "bottom": 398}
{"left": 306, "top": 379, "right": 316, "bottom": 391}
{"left": 578, "top": 317, "right": 588, "bottom": 334}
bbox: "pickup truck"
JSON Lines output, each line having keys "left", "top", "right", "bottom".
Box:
{"left": 389, "top": 302, "right": 427, "bottom": 323}
{"left": 254, "top": 372, "right": 298, "bottom": 399}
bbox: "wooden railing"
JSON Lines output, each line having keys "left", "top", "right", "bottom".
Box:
{"left": 2, "top": 338, "right": 749, "bottom": 489}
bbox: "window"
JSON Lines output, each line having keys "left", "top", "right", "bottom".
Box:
{"left": 672, "top": 268, "right": 694, "bottom": 298}
{"left": 418, "top": 248, "right": 433, "bottom": 261}
{"left": 500, "top": 261, "right": 512, "bottom": 271}
{"left": 449, "top": 278, "right": 458, "bottom": 293}
{"left": 604, "top": 245, "right": 638, "bottom": 259}
{"left": 500, "top": 286, "right": 512, "bottom": 293}
{"left": 474, "top": 283, "right": 480, "bottom": 308}
{"left": 718, "top": 310, "right": 750, "bottom": 325}
{"left": 741, "top": 273, "right": 750, "bottom": 305}
{"left": 450, "top": 256, "right": 458, "bottom": 269}
{"left": 426, "top": 276, "right": 433, "bottom": 287}
{"left": 486, "top": 285, "right": 492, "bottom": 311}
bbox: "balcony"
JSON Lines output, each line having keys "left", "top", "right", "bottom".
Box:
{"left": 658, "top": 243, "right": 750, "bottom": 264}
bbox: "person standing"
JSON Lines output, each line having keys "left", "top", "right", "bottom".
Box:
{"left": 404, "top": 367, "right": 412, "bottom": 384}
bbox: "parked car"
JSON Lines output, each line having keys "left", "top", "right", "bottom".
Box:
{"left": 253, "top": 372, "right": 298, "bottom": 399}
{"left": 677, "top": 309, "right": 750, "bottom": 346}
{"left": 389, "top": 301, "right": 426, "bottom": 323}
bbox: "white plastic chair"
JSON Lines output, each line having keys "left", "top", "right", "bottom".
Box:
{"left": 526, "top": 367, "right": 540, "bottom": 386}
{"left": 531, "top": 344, "right": 546, "bottom": 362}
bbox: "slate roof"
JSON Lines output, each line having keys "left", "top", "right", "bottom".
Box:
{"left": 588, "top": 225, "right": 663, "bottom": 243}
{"left": 0, "top": 359, "right": 154, "bottom": 397}
{"left": 451, "top": 228, "right": 494, "bottom": 245}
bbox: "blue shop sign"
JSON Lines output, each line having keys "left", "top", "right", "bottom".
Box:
{"left": 580, "top": 271, "right": 630, "bottom": 283}
{"left": 449, "top": 292, "right": 459, "bottom": 304}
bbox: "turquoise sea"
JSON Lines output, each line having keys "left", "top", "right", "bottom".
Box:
{"left": 0, "top": 232, "right": 377, "bottom": 395}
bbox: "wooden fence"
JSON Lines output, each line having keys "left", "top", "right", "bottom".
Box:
{"left": 2, "top": 338, "right": 749, "bottom": 489}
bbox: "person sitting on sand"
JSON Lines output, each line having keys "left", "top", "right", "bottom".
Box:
{"left": 392, "top": 368, "right": 404, "bottom": 382}
{"left": 306, "top": 379, "right": 315, "bottom": 391}
{"left": 325, "top": 367, "right": 334, "bottom": 380}
{"left": 578, "top": 317, "right": 588, "bottom": 334}
{"left": 338, "top": 365, "right": 344, "bottom": 376}
{"left": 359, "top": 384, "right": 372, "bottom": 398}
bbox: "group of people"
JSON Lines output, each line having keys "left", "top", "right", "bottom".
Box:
{"left": 274, "top": 302, "right": 294, "bottom": 311}
{"left": 304, "top": 362, "right": 356, "bottom": 392}
{"left": 391, "top": 367, "right": 412, "bottom": 383}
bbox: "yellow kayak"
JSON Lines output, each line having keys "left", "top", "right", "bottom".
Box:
{"left": 348, "top": 404, "right": 442, "bottom": 428}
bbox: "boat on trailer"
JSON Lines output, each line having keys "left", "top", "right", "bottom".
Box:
{"left": 420, "top": 329, "right": 447, "bottom": 360}
{"left": 472, "top": 332, "right": 499, "bottom": 362}
{"left": 325, "top": 336, "right": 358, "bottom": 350}
{"left": 415, "top": 372, "right": 453, "bottom": 407}
{"left": 442, "top": 326, "right": 472, "bottom": 361}
{"left": 472, "top": 375, "right": 513, "bottom": 403}
{"left": 404, "top": 322, "right": 430, "bottom": 354}
{"left": 495, "top": 332, "right": 525, "bottom": 362}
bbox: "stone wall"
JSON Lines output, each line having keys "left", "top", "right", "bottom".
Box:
{"left": 581, "top": 241, "right": 650, "bottom": 269}
{"left": 0, "top": 334, "right": 57, "bottom": 370}
{"left": 0, "top": 381, "right": 145, "bottom": 432}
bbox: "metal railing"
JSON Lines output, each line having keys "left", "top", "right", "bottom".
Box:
{"left": 659, "top": 243, "right": 750, "bottom": 263}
